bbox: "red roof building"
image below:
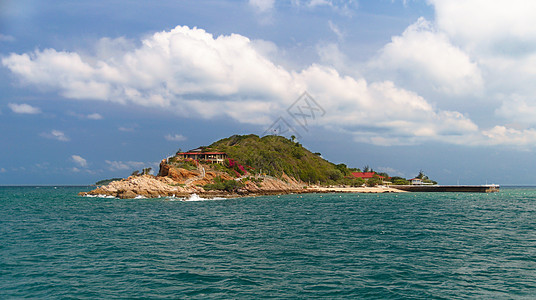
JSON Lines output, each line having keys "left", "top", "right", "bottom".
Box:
{"left": 351, "top": 172, "right": 385, "bottom": 179}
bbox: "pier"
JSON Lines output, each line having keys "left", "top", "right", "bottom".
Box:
{"left": 394, "top": 185, "right": 499, "bottom": 193}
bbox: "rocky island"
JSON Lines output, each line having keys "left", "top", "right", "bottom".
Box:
{"left": 80, "top": 134, "right": 404, "bottom": 199}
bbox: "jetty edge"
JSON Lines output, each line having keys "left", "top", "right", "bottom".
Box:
{"left": 394, "top": 184, "right": 499, "bottom": 193}
{"left": 80, "top": 134, "right": 497, "bottom": 199}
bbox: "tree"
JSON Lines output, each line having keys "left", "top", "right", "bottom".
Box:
{"left": 417, "top": 170, "right": 426, "bottom": 179}
{"left": 336, "top": 163, "right": 350, "bottom": 176}
{"left": 363, "top": 165, "right": 371, "bottom": 172}
{"left": 366, "top": 177, "right": 382, "bottom": 187}
{"left": 353, "top": 178, "right": 365, "bottom": 187}
{"left": 142, "top": 167, "right": 152, "bottom": 175}
{"left": 391, "top": 177, "right": 410, "bottom": 185}
{"left": 377, "top": 172, "right": 389, "bottom": 179}
{"left": 131, "top": 170, "right": 140, "bottom": 176}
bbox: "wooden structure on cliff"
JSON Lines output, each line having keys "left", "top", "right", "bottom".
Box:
{"left": 175, "top": 151, "right": 228, "bottom": 164}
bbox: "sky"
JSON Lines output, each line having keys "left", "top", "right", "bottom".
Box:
{"left": 1, "top": 0, "right": 536, "bottom": 185}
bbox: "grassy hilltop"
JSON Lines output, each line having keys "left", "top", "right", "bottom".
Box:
{"left": 206, "top": 134, "right": 351, "bottom": 184}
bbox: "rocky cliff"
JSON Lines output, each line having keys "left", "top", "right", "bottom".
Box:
{"left": 80, "top": 158, "right": 305, "bottom": 199}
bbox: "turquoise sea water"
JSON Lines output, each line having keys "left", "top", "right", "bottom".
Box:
{"left": 1, "top": 186, "right": 536, "bottom": 299}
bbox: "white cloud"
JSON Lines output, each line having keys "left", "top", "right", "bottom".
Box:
{"left": 481, "top": 126, "right": 536, "bottom": 147}
{"left": 86, "top": 113, "right": 103, "bottom": 120}
{"left": 328, "top": 20, "right": 344, "bottom": 40}
{"left": 41, "top": 130, "right": 69, "bottom": 142}
{"left": 249, "top": 0, "right": 275, "bottom": 13}
{"left": 105, "top": 160, "right": 145, "bottom": 171}
{"left": 118, "top": 126, "right": 135, "bottom": 132}
{"left": 494, "top": 96, "right": 536, "bottom": 126}
{"left": 0, "top": 34, "right": 15, "bottom": 42}
{"left": 307, "top": 0, "right": 357, "bottom": 12}
{"left": 164, "top": 134, "right": 187, "bottom": 142}
{"left": 308, "top": 0, "right": 331, "bottom": 7}
{"left": 71, "top": 155, "right": 88, "bottom": 167}
{"left": 371, "top": 17, "right": 483, "bottom": 96}
{"left": 0, "top": 24, "right": 517, "bottom": 147}
{"left": 0, "top": 168, "right": 6, "bottom": 173}
{"left": 8, "top": 103, "right": 42, "bottom": 114}
{"left": 431, "top": 0, "right": 536, "bottom": 54}
{"left": 68, "top": 111, "right": 103, "bottom": 120}
{"left": 376, "top": 167, "right": 405, "bottom": 177}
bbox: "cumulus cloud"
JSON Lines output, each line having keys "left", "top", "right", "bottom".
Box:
{"left": 422, "top": 1, "right": 536, "bottom": 100}
{"left": 0, "top": 24, "right": 519, "bottom": 146}
{"left": 68, "top": 112, "right": 103, "bottom": 120}
{"left": 41, "top": 130, "right": 69, "bottom": 141}
{"left": 8, "top": 103, "right": 42, "bottom": 114}
{"left": 305, "top": 0, "right": 358, "bottom": 15}
{"left": 105, "top": 160, "right": 145, "bottom": 171}
{"left": 431, "top": 0, "right": 536, "bottom": 54}
{"left": 371, "top": 17, "right": 483, "bottom": 96}
{"left": 0, "top": 34, "right": 15, "bottom": 42}
{"left": 494, "top": 96, "right": 536, "bottom": 126}
{"left": 481, "top": 126, "right": 536, "bottom": 147}
{"left": 165, "top": 134, "right": 187, "bottom": 142}
{"left": 86, "top": 113, "right": 103, "bottom": 120}
{"left": 71, "top": 155, "right": 87, "bottom": 167}
{"left": 249, "top": 0, "right": 275, "bottom": 13}
{"left": 376, "top": 167, "right": 406, "bottom": 177}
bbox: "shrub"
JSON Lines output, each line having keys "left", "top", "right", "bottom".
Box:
{"left": 203, "top": 176, "right": 245, "bottom": 192}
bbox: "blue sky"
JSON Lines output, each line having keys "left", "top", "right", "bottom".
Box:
{"left": 1, "top": 0, "right": 536, "bottom": 185}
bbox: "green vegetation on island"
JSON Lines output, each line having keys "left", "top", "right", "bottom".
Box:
{"left": 95, "top": 178, "right": 124, "bottom": 186}
{"left": 206, "top": 134, "right": 352, "bottom": 185}
{"left": 85, "top": 134, "right": 441, "bottom": 199}
{"left": 202, "top": 134, "right": 434, "bottom": 186}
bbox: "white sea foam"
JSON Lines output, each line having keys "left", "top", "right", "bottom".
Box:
{"left": 83, "top": 194, "right": 117, "bottom": 199}
{"left": 166, "top": 193, "right": 228, "bottom": 202}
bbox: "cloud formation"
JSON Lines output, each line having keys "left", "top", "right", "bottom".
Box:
{"left": 86, "top": 113, "right": 103, "bottom": 120}
{"left": 41, "top": 130, "right": 69, "bottom": 142}
{"left": 8, "top": 103, "right": 42, "bottom": 114}
{"left": 6, "top": 11, "right": 536, "bottom": 147}
{"left": 71, "top": 155, "right": 88, "bottom": 167}
{"left": 431, "top": 0, "right": 536, "bottom": 54}
{"left": 105, "top": 160, "right": 146, "bottom": 171}
{"left": 371, "top": 17, "right": 483, "bottom": 96}
{"left": 164, "top": 134, "right": 187, "bottom": 142}
{"left": 0, "top": 34, "right": 15, "bottom": 42}
{"left": 249, "top": 0, "right": 275, "bottom": 13}
{"left": 2, "top": 25, "right": 484, "bottom": 146}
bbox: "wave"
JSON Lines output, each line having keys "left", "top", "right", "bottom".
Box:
{"left": 166, "top": 193, "right": 228, "bottom": 202}
{"left": 83, "top": 194, "right": 117, "bottom": 199}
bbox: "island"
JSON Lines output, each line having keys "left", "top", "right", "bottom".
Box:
{"left": 79, "top": 134, "right": 497, "bottom": 199}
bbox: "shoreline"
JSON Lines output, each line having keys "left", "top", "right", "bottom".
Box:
{"left": 79, "top": 185, "right": 407, "bottom": 200}
{"left": 307, "top": 186, "right": 406, "bottom": 194}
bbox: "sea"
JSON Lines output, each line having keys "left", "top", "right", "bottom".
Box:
{"left": 1, "top": 186, "right": 535, "bottom": 299}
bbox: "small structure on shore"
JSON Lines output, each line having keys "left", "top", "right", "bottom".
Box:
{"left": 175, "top": 151, "right": 228, "bottom": 164}
{"left": 410, "top": 178, "right": 423, "bottom": 185}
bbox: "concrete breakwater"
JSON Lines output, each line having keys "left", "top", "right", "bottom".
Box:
{"left": 394, "top": 185, "right": 499, "bottom": 193}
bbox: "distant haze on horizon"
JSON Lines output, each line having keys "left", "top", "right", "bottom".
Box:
{"left": 2, "top": 0, "right": 536, "bottom": 185}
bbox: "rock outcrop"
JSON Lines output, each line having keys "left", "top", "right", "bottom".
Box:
{"left": 79, "top": 175, "right": 202, "bottom": 199}
{"left": 80, "top": 163, "right": 306, "bottom": 199}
